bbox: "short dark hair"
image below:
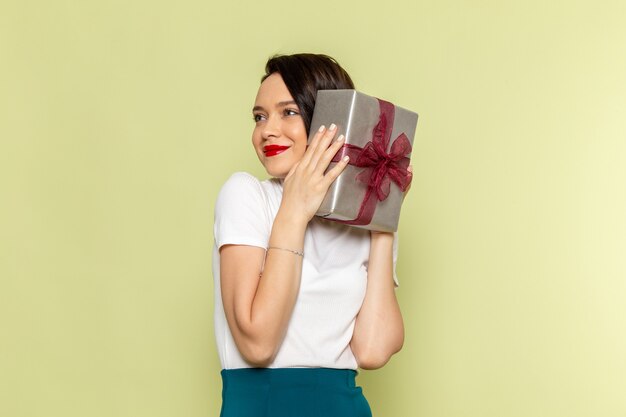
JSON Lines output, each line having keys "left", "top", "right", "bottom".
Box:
{"left": 262, "top": 53, "right": 355, "bottom": 133}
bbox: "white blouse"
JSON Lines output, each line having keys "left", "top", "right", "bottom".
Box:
{"left": 212, "top": 172, "right": 398, "bottom": 370}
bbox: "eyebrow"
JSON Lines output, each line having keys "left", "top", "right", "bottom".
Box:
{"left": 252, "top": 100, "right": 298, "bottom": 112}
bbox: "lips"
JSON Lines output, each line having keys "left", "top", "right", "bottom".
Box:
{"left": 263, "top": 145, "right": 290, "bottom": 157}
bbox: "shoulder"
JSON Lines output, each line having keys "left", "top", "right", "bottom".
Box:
{"left": 213, "top": 172, "right": 274, "bottom": 248}
{"left": 219, "top": 171, "right": 262, "bottom": 193}
{"left": 215, "top": 172, "right": 285, "bottom": 217}
{"left": 216, "top": 172, "right": 265, "bottom": 204}
{"left": 218, "top": 171, "right": 282, "bottom": 193}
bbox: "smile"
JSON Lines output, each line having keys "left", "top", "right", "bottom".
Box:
{"left": 263, "top": 145, "right": 290, "bottom": 157}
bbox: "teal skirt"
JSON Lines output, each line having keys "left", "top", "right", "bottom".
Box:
{"left": 220, "top": 368, "right": 372, "bottom": 417}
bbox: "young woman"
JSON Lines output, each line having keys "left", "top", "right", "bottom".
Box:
{"left": 212, "top": 53, "right": 407, "bottom": 417}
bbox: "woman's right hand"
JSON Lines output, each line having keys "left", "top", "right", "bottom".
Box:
{"left": 280, "top": 123, "right": 350, "bottom": 223}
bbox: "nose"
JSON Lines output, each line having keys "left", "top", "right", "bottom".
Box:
{"left": 261, "top": 114, "right": 281, "bottom": 140}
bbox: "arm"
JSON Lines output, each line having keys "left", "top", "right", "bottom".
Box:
{"left": 219, "top": 213, "right": 307, "bottom": 366}
{"left": 219, "top": 125, "right": 349, "bottom": 366}
{"left": 350, "top": 231, "right": 405, "bottom": 369}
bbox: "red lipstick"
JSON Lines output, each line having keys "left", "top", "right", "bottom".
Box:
{"left": 263, "top": 145, "right": 290, "bottom": 157}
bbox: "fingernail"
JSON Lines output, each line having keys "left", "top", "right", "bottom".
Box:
{"left": 318, "top": 125, "right": 325, "bottom": 132}
{"left": 329, "top": 123, "right": 337, "bottom": 131}
{"left": 337, "top": 135, "right": 345, "bottom": 142}
{"left": 342, "top": 155, "right": 350, "bottom": 162}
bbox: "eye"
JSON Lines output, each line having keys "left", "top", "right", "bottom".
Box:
{"left": 284, "top": 108, "right": 300, "bottom": 117}
{"left": 253, "top": 113, "right": 265, "bottom": 123}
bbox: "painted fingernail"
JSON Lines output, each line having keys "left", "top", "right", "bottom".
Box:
{"left": 318, "top": 125, "right": 325, "bottom": 132}
{"left": 336, "top": 135, "right": 345, "bottom": 142}
{"left": 329, "top": 123, "right": 337, "bottom": 131}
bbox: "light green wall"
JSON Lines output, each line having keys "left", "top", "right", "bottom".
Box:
{"left": 2, "top": 0, "right": 626, "bottom": 416}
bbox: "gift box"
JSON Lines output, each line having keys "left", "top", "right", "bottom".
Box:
{"left": 308, "top": 90, "right": 418, "bottom": 232}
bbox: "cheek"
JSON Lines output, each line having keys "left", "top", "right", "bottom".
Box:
{"left": 287, "top": 123, "right": 308, "bottom": 147}
{"left": 292, "top": 135, "right": 308, "bottom": 159}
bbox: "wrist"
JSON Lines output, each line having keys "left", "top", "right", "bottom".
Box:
{"left": 370, "top": 231, "right": 394, "bottom": 244}
{"left": 274, "top": 209, "right": 309, "bottom": 231}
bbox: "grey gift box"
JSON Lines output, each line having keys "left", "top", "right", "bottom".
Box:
{"left": 308, "top": 89, "right": 419, "bottom": 232}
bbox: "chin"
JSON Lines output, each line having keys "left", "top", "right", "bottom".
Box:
{"left": 257, "top": 153, "right": 296, "bottom": 179}
{"left": 263, "top": 162, "right": 291, "bottom": 179}
{"left": 265, "top": 168, "right": 288, "bottom": 179}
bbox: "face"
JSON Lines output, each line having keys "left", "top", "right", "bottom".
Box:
{"left": 252, "top": 73, "right": 308, "bottom": 178}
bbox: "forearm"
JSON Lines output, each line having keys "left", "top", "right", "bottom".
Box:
{"left": 234, "top": 208, "right": 307, "bottom": 364}
{"left": 252, "top": 210, "right": 306, "bottom": 331}
{"left": 351, "top": 232, "right": 404, "bottom": 369}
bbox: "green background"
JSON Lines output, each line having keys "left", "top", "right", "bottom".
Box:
{"left": 2, "top": 0, "right": 626, "bottom": 416}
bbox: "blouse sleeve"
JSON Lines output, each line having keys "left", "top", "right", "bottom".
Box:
{"left": 214, "top": 172, "right": 270, "bottom": 251}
